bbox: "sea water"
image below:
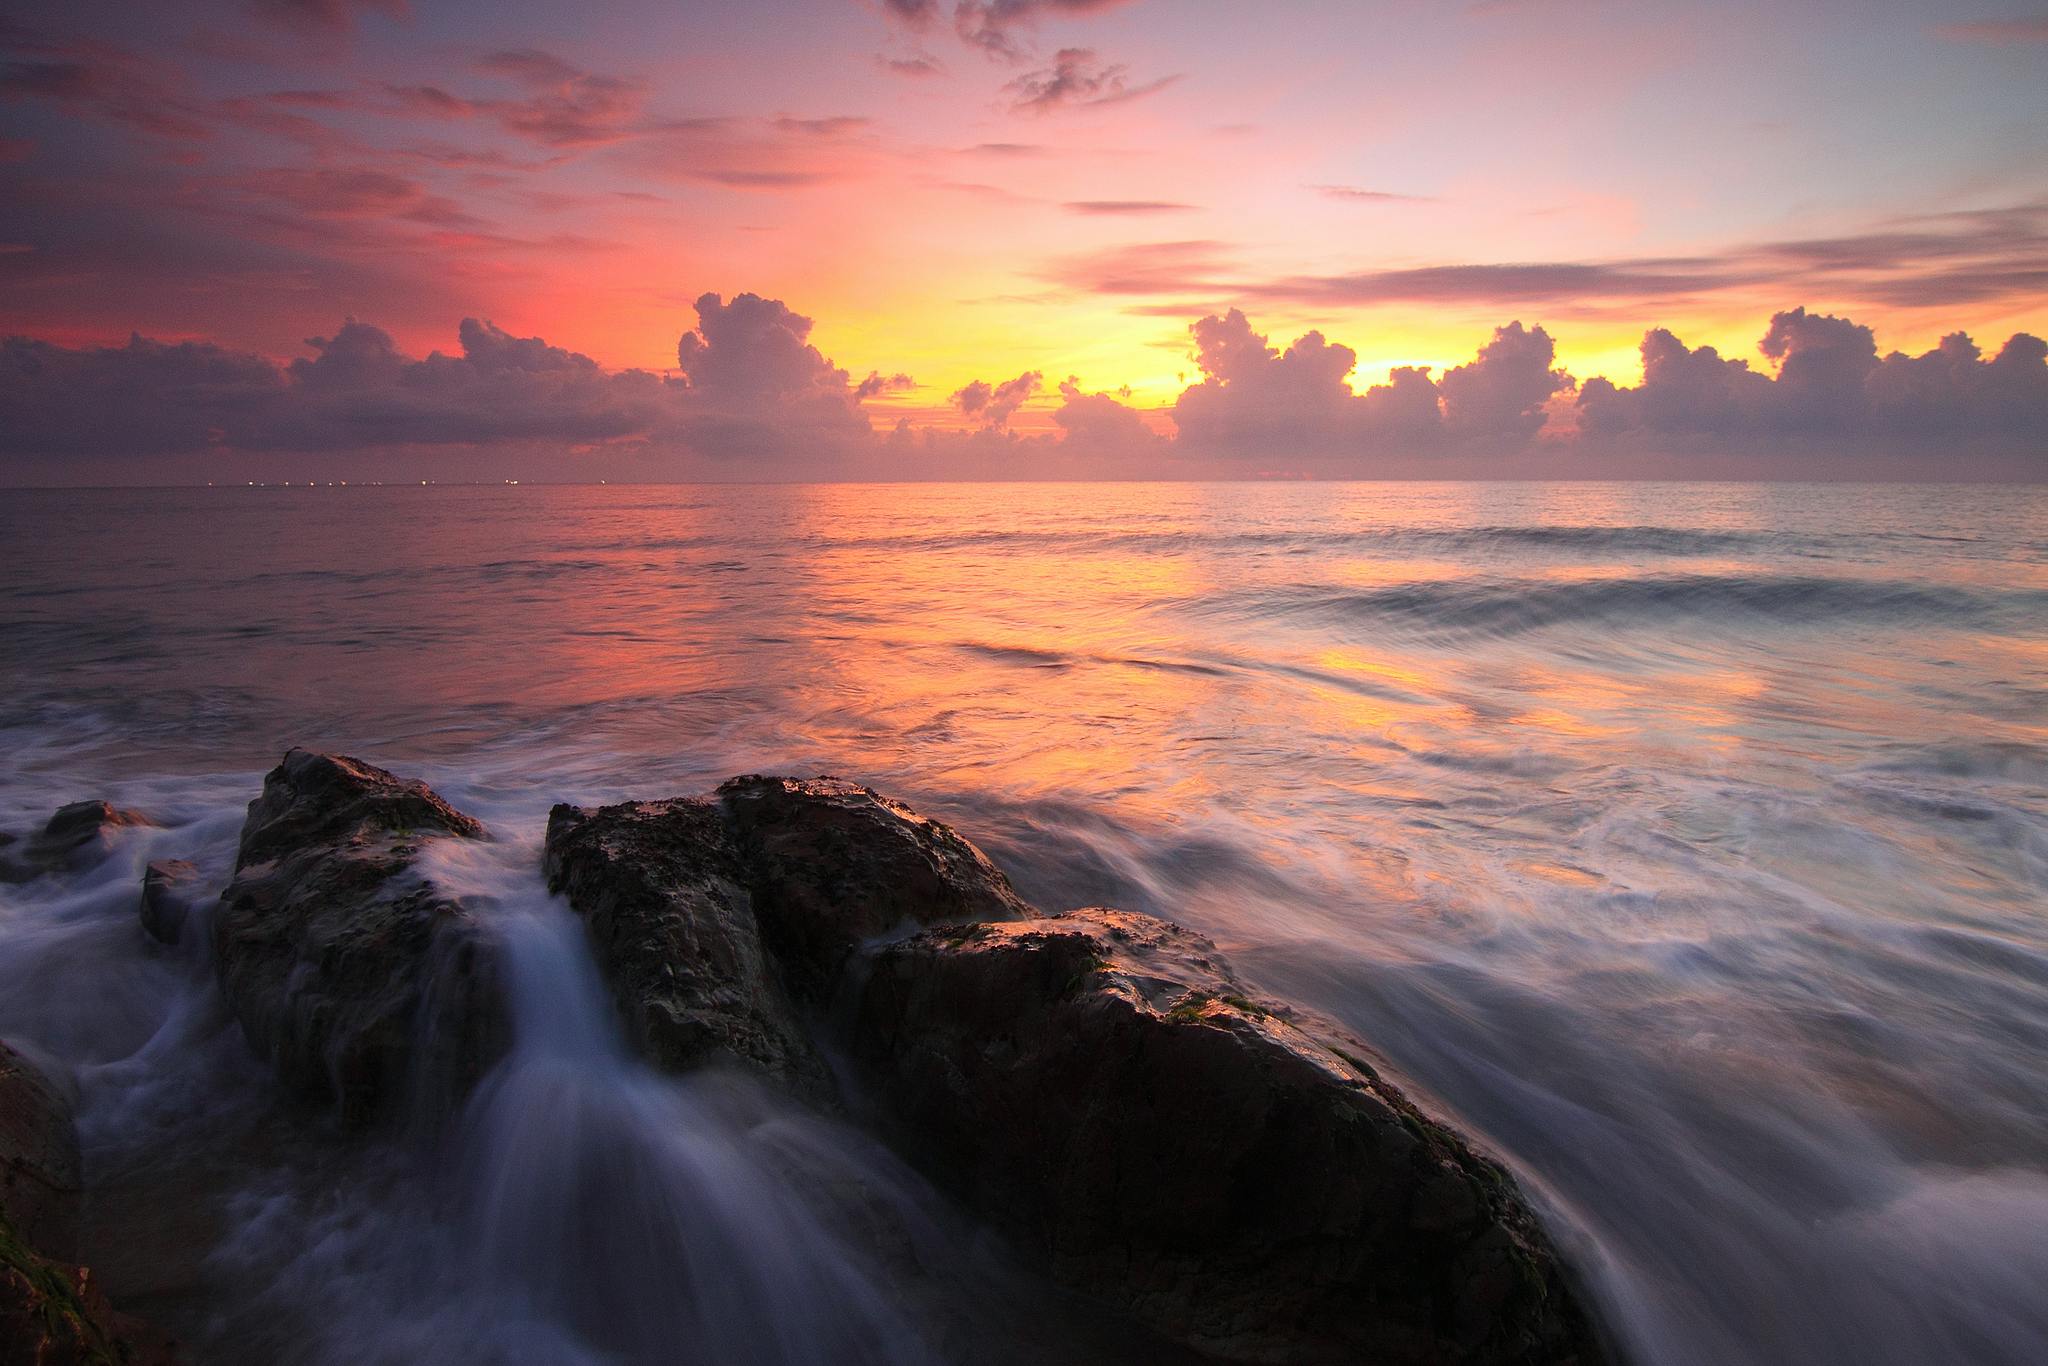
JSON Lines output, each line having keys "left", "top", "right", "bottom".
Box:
{"left": 2, "top": 480, "right": 2044, "bottom": 1364}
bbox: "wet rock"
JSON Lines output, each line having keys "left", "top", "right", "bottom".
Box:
{"left": 0, "top": 1041, "right": 180, "bottom": 1365}
{"left": 544, "top": 799, "right": 828, "bottom": 1096}
{"left": 0, "top": 1042, "right": 80, "bottom": 1262}
{"left": 138, "top": 860, "right": 202, "bottom": 947}
{"left": 716, "top": 775, "right": 1032, "bottom": 1000}
{"left": 212, "top": 750, "right": 506, "bottom": 1127}
{"left": 844, "top": 909, "right": 1609, "bottom": 1366}
{"left": 0, "top": 801, "right": 154, "bottom": 883}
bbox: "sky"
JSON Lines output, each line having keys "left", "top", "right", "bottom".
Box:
{"left": 1, "top": 0, "right": 2045, "bottom": 481}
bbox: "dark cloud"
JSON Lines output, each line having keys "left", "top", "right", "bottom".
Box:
{"left": 1006, "top": 48, "right": 1178, "bottom": 111}
{"left": 229, "top": 165, "right": 480, "bottom": 227}
{"left": 473, "top": 49, "right": 584, "bottom": 87}
{"left": 1064, "top": 200, "right": 1196, "bottom": 215}
{"left": 382, "top": 52, "right": 651, "bottom": 148}
{"left": 773, "top": 115, "right": 871, "bottom": 136}
{"left": 1044, "top": 205, "right": 2048, "bottom": 316}
{"left": 951, "top": 1, "right": 1138, "bottom": 62}
{"left": 1578, "top": 307, "right": 2048, "bottom": 452}
{"left": 1249, "top": 261, "right": 1726, "bottom": 307}
{"left": 877, "top": 54, "right": 944, "bottom": 77}
{"left": 0, "top": 29, "right": 214, "bottom": 141}
{"left": 1048, "top": 239, "right": 1233, "bottom": 295}
{"left": 249, "top": 0, "right": 409, "bottom": 34}
{"left": 952, "top": 370, "right": 1041, "bottom": 426}
{"left": 879, "top": 0, "right": 941, "bottom": 26}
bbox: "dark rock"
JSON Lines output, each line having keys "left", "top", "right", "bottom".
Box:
{"left": 138, "top": 860, "right": 202, "bottom": 947}
{"left": 0, "top": 1042, "right": 80, "bottom": 1263}
{"left": 716, "top": 775, "right": 1032, "bottom": 1000}
{"left": 544, "top": 799, "right": 828, "bottom": 1096}
{"left": 0, "top": 1041, "right": 180, "bottom": 1365}
{"left": 0, "top": 801, "right": 155, "bottom": 883}
{"left": 212, "top": 750, "right": 506, "bottom": 1127}
{"left": 844, "top": 909, "right": 1608, "bottom": 1366}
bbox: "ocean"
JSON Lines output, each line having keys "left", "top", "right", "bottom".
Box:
{"left": 2, "top": 480, "right": 2045, "bottom": 1364}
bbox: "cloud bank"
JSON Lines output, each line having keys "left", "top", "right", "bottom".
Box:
{"left": 2, "top": 296, "right": 2042, "bottom": 481}
{"left": 0, "top": 292, "right": 876, "bottom": 473}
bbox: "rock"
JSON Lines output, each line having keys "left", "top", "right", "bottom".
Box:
{"left": 543, "top": 799, "right": 828, "bottom": 1096}
{"left": 844, "top": 909, "right": 1608, "bottom": 1366}
{"left": 138, "top": 860, "right": 202, "bottom": 947}
{"left": 716, "top": 776, "right": 1032, "bottom": 1000}
{"left": 0, "top": 1246, "right": 181, "bottom": 1366}
{"left": 0, "top": 801, "right": 154, "bottom": 883}
{"left": 0, "top": 1041, "right": 180, "bottom": 1365}
{"left": 212, "top": 750, "right": 506, "bottom": 1127}
{"left": 0, "top": 1042, "right": 80, "bottom": 1262}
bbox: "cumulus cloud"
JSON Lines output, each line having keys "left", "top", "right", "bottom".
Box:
{"left": 1052, "top": 377, "right": 1159, "bottom": 452}
{"left": 5, "top": 299, "right": 2042, "bottom": 481}
{"left": 856, "top": 369, "right": 915, "bottom": 399}
{"left": 952, "top": 370, "right": 1041, "bottom": 427}
{"left": 1578, "top": 307, "right": 2048, "bottom": 452}
{"left": 0, "top": 292, "right": 874, "bottom": 467}
{"left": 1171, "top": 309, "right": 1571, "bottom": 458}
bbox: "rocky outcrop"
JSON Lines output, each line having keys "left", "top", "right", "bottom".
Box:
{"left": 541, "top": 777, "right": 1030, "bottom": 1095}
{"left": 845, "top": 910, "right": 1606, "bottom": 1364}
{"left": 543, "top": 799, "right": 827, "bottom": 1096}
{"left": 716, "top": 776, "right": 1032, "bottom": 1000}
{"left": 212, "top": 750, "right": 506, "bottom": 1127}
{"left": 138, "top": 861, "right": 201, "bottom": 947}
{"left": 0, "top": 1042, "right": 179, "bottom": 1365}
{"left": 0, "top": 801, "right": 154, "bottom": 884}
{"left": 546, "top": 773, "right": 1608, "bottom": 1363}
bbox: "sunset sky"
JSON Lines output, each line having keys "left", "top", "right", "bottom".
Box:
{"left": 2, "top": 0, "right": 2045, "bottom": 479}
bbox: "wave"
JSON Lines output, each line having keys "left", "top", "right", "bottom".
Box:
{"left": 1227, "top": 573, "right": 2047, "bottom": 640}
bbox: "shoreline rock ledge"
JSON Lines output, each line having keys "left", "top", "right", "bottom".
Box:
{"left": 547, "top": 774, "right": 1613, "bottom": 1366}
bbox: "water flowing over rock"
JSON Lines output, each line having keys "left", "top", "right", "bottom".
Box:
{"left": 846, "top": 909, "right": 1606, "bottom": 1365}
{"left": 542, "top": 798, "right": 829, "bottom": 1097}
{"left": 0, "top": 1041, "right": 179, "bottom": 1365}
{"left": 212, "top": 750, "right": 507, "bottom": 1127}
